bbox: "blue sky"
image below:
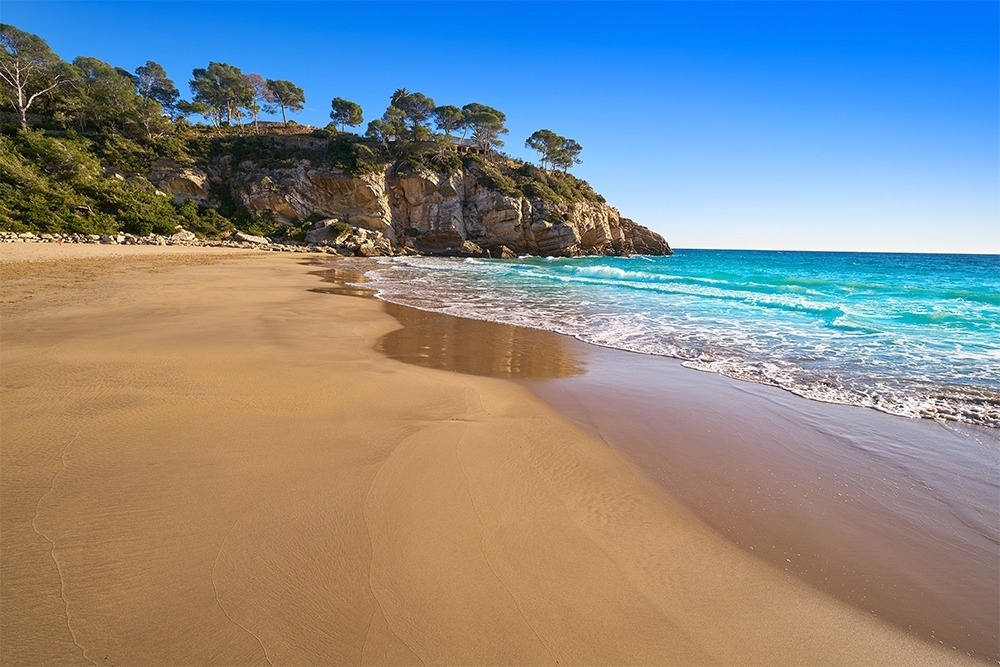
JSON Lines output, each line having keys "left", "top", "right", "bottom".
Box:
{"left": 4, "top": 1, "right": 998, "bottom": 253}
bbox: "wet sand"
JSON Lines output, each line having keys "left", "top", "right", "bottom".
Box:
{"left": 371, "top": 288, "right": 1000, "bottom": 662}
{"left": 0, "top": 244, "right": 983, "bottom": 665}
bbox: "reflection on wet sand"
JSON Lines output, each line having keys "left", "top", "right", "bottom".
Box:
{"left": 376, "top": 302, "right": 586, "bottom": 380}
{"left": 308, "top": 262, "right": 585, "bottom": 380}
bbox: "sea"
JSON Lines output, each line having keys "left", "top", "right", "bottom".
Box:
{"left": 360, "top": 249, "right": 1000, "bottom": 429}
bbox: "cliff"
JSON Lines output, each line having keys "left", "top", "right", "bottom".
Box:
{"left": 151, "top": 140, "right": 671, "bottom": 258}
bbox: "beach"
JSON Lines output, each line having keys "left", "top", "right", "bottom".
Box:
{"left": 0, "top": 244, "right": 986, "bottom": 664}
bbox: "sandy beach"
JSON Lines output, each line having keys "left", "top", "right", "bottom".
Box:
{"left": 0, "top": 244, "right": 982, "bottom": 665}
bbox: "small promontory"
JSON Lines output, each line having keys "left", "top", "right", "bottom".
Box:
{"left": 147, "top": 133, "right": 671, "bottom": 258}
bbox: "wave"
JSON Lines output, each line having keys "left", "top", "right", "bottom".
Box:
{"left": 363, "top": 253, "right": 1000, "bottom": 429}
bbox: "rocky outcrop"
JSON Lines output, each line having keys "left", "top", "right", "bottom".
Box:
{"left": 149, "top": 160, "right": 210, "bottom": 206}
{"left": 152, "top": 157, "right": 671, "bottom": 257}
{"left": 213, "top": 156, "right": 395, "bottom": 241}
{"left": 387, "top": 165, "right": 671, "bottom": 257}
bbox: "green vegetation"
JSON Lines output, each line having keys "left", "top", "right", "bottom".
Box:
{"left": 0, "top": 130, "right": 230, "bottom": 236}
{"left": 265, "top": 79, "right": 305, "bottom": 127}
{"left": 329, "top": 97, "right": 363, "bottom": 133}
{"left": 0, "top": 24, "right": 597, "bottom": 238}
{"left": 526, "top": 129, "right": 583, "bottom": 171}
{"left": 463, "top": 155, "right": 604, "bottom": 206}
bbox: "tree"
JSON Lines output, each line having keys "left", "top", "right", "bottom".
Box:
{"left": 190, "top": 62, "right": 253, "bottom": 128}
{"left": 365, "top": 118, "right": 391, "bottom": 145}
{"left": 525, "top": 129, "right": 560, "bottom": 170}
{"left": 387, "top": 88, "right": 435, "bottom": 141}
{"left": 526, "top": 129, "right": 583, "bottom": 171}
{"left": 60, "top": 57, "right": 138, "bottom": 134}
{"left": 462, "top": 102, "right": 507, "bottom": 152}
{"left": 264, "top": 79, "right": 304, "bottom": 128}
{"left": 134, "top": 60, "right": 179, "bottom": 116}
{"left": 243, "top": 73, "right": 274, "bottom": 134}
{"left": 329, "top": 97, "right": 363, "bottom": 132}
{"left": 0, "top": 24, "right": 71, "bottom": 129}
{"left": 552, "top": 138, "right": 583, "bottom": 171}
{"left": 432, "top": 105, "right": 463, "bottom": 137}
{"left": 176, "top": 99, "right": 213, "bottom": 124}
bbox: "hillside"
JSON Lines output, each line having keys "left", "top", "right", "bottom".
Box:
{"left": 0, "top": 23, "right": 670, "bottom": 257}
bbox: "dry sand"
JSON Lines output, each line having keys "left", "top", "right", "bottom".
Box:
{"left": 0, "top": 243, "right": 976, "bottom": 664}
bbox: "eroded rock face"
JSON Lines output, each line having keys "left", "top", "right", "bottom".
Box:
{"left": 149, "top": 160, "right": 210, "bottom": 206}
{"left": 387, "top": 167, "right": 671, "bottom": 257}
{"left": 153, "top": 157, "right": 671, "bottom": 257}
{"left": 215, "top": 157, "right": 395, "bottom": 240}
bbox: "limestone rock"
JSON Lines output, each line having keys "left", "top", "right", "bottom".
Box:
{"left": 489, "top": 245, "right": 518, "bottom": 259}
{"left": 149, "top": 160, "right": 210, "bottom": 205}
{"left": 189, "top": 154, "right": 670, "bottom": 258}
{"left": 224, "top": 162, "right": 394, "bottom": 241}
{"left": 305, "top": 219, "right": 353, "bottom": 245}
{"left": 230, "top": 231, "right": 270, "bottom": 245}
{"left": 619, "top": 217, "right": 672, "bottom": 255}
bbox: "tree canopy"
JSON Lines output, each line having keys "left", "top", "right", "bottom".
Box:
{"left": 243, "top": 73, "right": 274, "bottom": 133}
{"left": 0, "top": 24, "right": 72, "bottom": 128}
{"left": 526, "top": 129, "right": 582, "bottom": 171}
{"left": 462, "top": 102, "right": 507, "bottom": 150}
{"left": 134, "top": 60, "right": 178, "bottom": 116}
{"left": 329, "top": 97, "right": 363, "bottom": 132}
{"left": 189, "top": 62, "right": 254, "bottom": 128}
{"left": 264, "top": 79, "right": 304, "bottom": 127}
{"left": 432, "top": 105, "right": 463, "bottom": 137}
{"left": 0, "top": 23, "right": 607, "bottom": 243}
{"left": 387, "top": 88, "right": 435, "bottom": 141}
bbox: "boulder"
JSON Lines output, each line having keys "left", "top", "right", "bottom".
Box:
{"left": 230, "top": 231, "right": 270, "bottom": 245}
{"left": 305, "top": 219, "right": 353, "bottom": 245}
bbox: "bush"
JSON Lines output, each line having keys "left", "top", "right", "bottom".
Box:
{"left": 177, "top": 200, "right": 235, "bottom": 239}
{"left": 0, "top": 131, "right": 187, "bottom": 235}
{"left": 328, "top": 135, "right": 386, "bottom": 175}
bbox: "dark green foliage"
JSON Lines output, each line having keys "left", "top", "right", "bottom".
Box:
{"left": 0, "top": 130, "right": 182, "bottom": 235}
{"left": 134, "top": 60, "right": 179, "bottom": 115}
{"left": 462, "top": 155, "right": 518, "bottom": 197}
{"left": 204, "top": 176, "right": 283, "bottom": 238}
{"left": 176, "top": 200, "right": 234, "bottom": 238}
{"left": 397, "top": 141, "right": 462, "bottom": 176}
{"left": 0, "top": 24, "right": 73, "bottom": 128}
{"left": 264, "top": 79, "right": 305, "bottom": 127}
{"left": 432, "top": 105, "right": 463, "bottom": 136}
{"left": 0, "top": 25, "right": 607, "bottom": 240}
{"left": 326, "top": 134, "right": 386, "bottom": 174}
{"left": 329, "top": 97, "right": 363, "bottom": 132}
{"left": 189, "top": 62, "right": 254, "bottom": 127}
{"left": 326, "top": 221, "right": 353, "bottom": 238}
{"left": 207, "top": 134, "right": 284, "bottom": 166}
{"left": 458, "top": 154, "right": 603, "bottom": 205}
{"left": 54, "top": 56, "right": 172, "bottom": 141}
{"left": 283, "top": 218, "right": 314, "bottom": 242}
{"left": 461, "top": 102, "right": 507, "bottom": 150}
{"left": 384, "top": 88, "right": 435, "bottom": 142}
{"left": 242, "top": 215, "right": 282, "bottom": 238}
{"left": 526, "top": 129, "right": 583, "bottom": 171}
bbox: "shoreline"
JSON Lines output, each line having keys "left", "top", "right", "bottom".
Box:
{"left": 1, "top": 244, "right": 987, "bottom": 664}
{"left": 329, "top": 258, "right": 1000, "bottom": 661}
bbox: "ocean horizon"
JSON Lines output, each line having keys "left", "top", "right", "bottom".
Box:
{"left": 361, "top": 248, "right": 1000, "bottom": 429}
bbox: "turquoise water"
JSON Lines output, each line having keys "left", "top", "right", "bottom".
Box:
{"left": 364, "top": 250, "right": 1000, "bottom": 428}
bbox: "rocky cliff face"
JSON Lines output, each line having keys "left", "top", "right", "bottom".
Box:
{"left": 152, "top": 157, "right": 671, "bottom": 257}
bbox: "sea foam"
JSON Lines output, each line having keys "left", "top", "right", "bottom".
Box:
{"left": 365, "top": 250, "right": 1000, "bottom": 428}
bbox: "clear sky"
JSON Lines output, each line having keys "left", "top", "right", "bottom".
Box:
{"left": 4, "top": 1, "right": 998, "bottom": 253}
